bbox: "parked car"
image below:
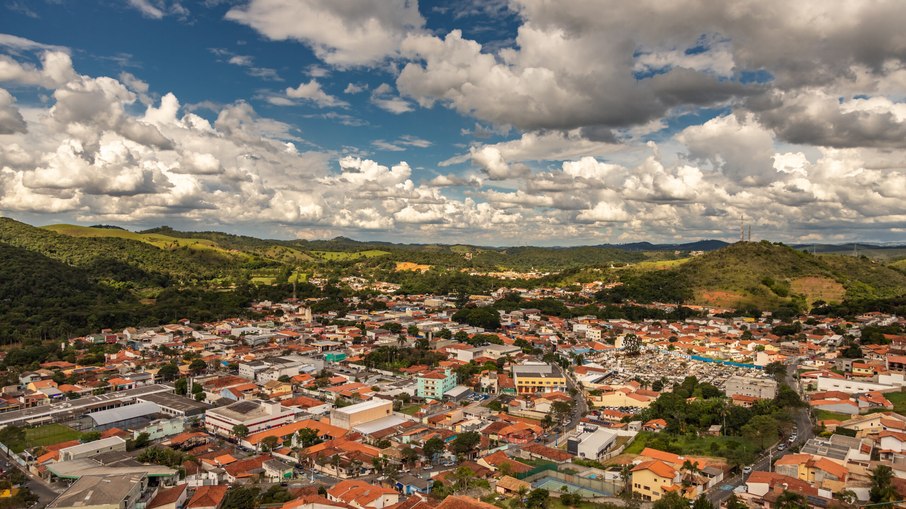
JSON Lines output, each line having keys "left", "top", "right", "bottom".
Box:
{"left": 742, "top": 466, "right": 753, "bottom": 475}
{"left": 777, "top": 444, "right": 785, "bottom": 451}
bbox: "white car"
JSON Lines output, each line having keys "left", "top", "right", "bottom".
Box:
{"left": 742, "top": 466, "right": 753, "bottom": 475}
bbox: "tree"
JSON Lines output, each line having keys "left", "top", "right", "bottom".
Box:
{"left": 552, "top": 401, "right": 572, "bottom": 423}
{"left": 541, "top": 414, "right": 554, "bottom": 430}
{"left": 693, "top": 494, "right": 713, "bottom": 509}
{"left": 423, "top": 437, "right": 446, "bottom": 461}
{"left": 774, "top": 491, "right": 808, "bottom": 509}
{"left": 158, "top": 363, "right": 179, "bottom": 381}
{"left": 261, "top": 435, "right": 280, "bottom": 452}
{"left": 297, "top": 427, "right": 322, "bottom": 448}
{"left": 764, "top": 362, "right": 788, "bottom": 383}
{"left": 408, "top": 325, "right": 420, "bottom": 336}
{"left": 401, "top": 446, "right": 419, "bottom": 467}
{"left": 232, "top": 424, "right": 249, "bottom": 441}
{"left": 174, "top": 378, "right": 188, "bottom": 395}
{"left": 526, "top": 489, "right": 549, "bottom": 509}
{"left": 81, "top": 431, "right": 101, "bottom": 442}
{"left": 653, "top": 492, "right": 690, "bottom": 509}
{"left": 189, "top": 359, "right": 207, "bottom": 374}
{"left": 741, "top": 415, "right": 779, "bottom": 450}
{"left": 450, "top": 466, "right": 477, "bottom": 492}
{"left": 449, "top": 431, "right": 480, "bottom": 458}
{"left": 222, "top": 487, "right": 260, "bottom": 509}
{"left": 870, "top": 464, "right": 897, "bottom": 505}
{"left": 725, "top": 495, "right": 747, "bottom": 509}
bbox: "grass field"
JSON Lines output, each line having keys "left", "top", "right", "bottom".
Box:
{"left": 627, "top": 258, "right": 691, "bottom": 271}
{"left": 43, "top": 224, "right": 240, "bottom": 258}
{"left": 399, "top": 404, "right": 421, "bottom": 416}
{"left": 310, "top": 250, "right": 390, "bottom": 261}
{"left": 624, "top": 431, "right": 751, "bottom": 458}
{"left": 884, "top": 391, "right": 906, "bottom": 414}
{"left": 813, "top": 409, "right": 852, "bottom": 422}
{"left": 3, "top": 424, "right": 83, "bottom": 453}
{"left": 790, "top": 276, "right": 846, "bottom": 305}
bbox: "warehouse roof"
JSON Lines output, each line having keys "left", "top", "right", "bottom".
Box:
{"left": 88, "top": 402, "right": 160, "bottom": 426}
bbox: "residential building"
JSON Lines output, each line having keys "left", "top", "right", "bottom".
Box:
{"left": 416, "top": 368, "right": 457, "bottom": 400}
{"left": 566, "top": 426, "right": 617, "bottom": 460}
{"left": 512, "top": 363, "right": 567, "bottom": 394}
{"left": 631, "top": 460, "right": 678, "bottom": 501}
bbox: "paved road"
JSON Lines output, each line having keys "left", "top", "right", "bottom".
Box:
{"left": 0, "top": 449, "right": 62, "bottom": 508}
{"left": 547, "top": 368, "right": 588, "bottom": 446}
{"left": 706, "top": 359, "right": 814, "bottom": 507}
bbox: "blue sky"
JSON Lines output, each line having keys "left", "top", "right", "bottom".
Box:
{"left": 0, "top": 1, "right": 905, "bottom": 245}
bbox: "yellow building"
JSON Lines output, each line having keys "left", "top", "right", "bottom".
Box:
{"left": 631, "top": 460, "right": 678, "bottom": 501}
{"left": 512, "top": 364, "right": 567, "bottom": 394}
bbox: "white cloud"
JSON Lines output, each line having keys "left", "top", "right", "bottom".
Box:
{"left": 128, "top": 0, "right": 165, "bottom": 19}
{"left": 225, "top": 0, "right": 425, "bottom": 66}
{"left": 370, "top": 83, "right": 413, "bottom": 114}
{"left": 344, "top": 82, "right": 368, "bottom": 94}
{"left": 285, "top": 80, "right": 348, "bottom": 108}
{"left": 0, "top": 88, "right": 27, "bottom": 134}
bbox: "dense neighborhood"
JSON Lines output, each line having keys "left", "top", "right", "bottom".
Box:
{"left": 0, "top": 279, "right": 904, "bottom": 509}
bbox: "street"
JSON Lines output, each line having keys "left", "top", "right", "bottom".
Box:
{"left": 706, "top": 359, "right": 813, "bottom": 506}
{"left": 0, "top": 448, "right": 62, "bottom": 508}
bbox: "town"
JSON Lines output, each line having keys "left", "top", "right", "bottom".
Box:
{"left": 0, "top": 279, "right": 904, "bottom": 509}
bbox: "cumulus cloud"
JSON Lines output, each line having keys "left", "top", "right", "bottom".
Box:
{"left": 225, "top": 0, "right": 425, "bottom": 66}
{"left": 286, "top": 80, "right": 348, "bottom": 108}
{"left": 0, "top": 88, "right": 27, "bottom": 134}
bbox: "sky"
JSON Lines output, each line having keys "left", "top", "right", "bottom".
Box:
{"left": 0, "top": 0, "right": 905, "bottom": 246}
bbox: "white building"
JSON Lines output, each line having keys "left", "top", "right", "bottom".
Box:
{"left": 724, "top": 376, "right": 777, "bottom": 399}
{"left": 59, "top": 436, "right": 128, "bottom": 461}
{"left": 566, "top": 426, "right": 617, "bottom": 460}
{"left": 204, "top": 400, "right": 296, "bottom": 437}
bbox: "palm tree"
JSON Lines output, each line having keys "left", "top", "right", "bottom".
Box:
{"left": 870, "top": 465, "right": 897, "bottom": 506}
{"left": 680, "top": 460, "right": 700, "bottom": 487}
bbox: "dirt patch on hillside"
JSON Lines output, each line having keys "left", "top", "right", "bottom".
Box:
{"left": 791, "top": 276, "right": 845, "bottom": 305}
{"left": 694, "top": 289, "right": 747, "bottom": 308}
{"left": 396, "top": 262, "right": 431, "bottom": 272}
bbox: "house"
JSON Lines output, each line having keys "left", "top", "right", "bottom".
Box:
{"left": 327, "top": 479, "right": 399, "bottom": 509}
{"left": 148, "top": 484, "right": 189, "bottom": 509}
{"left": 393, "top": 474, "right": 434, "bottom": 495}
{"left": 631, "top": 460, "right": 678, "bottom": 501}
{"left": 642, "top": 419, "right": 668, "bottom": 432}
{"left": 495, "top": 475, "right": 532, "bottom": 496}
{"left": 187, "top": 485, "right": 229, "bottom": 509}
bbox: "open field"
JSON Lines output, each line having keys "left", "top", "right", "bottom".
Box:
{"left": 2, "top": 424, "right": 83, "bottom": 453}
{"left": 627, "top": 258, "right": 691, "bottom": 271}
{"left": 310, "top": 250, "right": 390, "bottom": 261}
{"left": 624, "top": 431, "right": 750, "bottom": 460}
{"left": 396, "top": 262, "right": 432, "bottom": 272}
{"left": 790, "top": 276, "right": 846, "bottom": 305}
{"left": 813, "top": 409, "right": 852, "bottom": 423}
{"left": 43, "top": 224, "right": 241, "bottom": 258}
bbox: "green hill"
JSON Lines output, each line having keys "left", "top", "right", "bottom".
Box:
{"left": 674, "top": 241, "right": 906, "bottom": 309}
{"left": 0, "top": 218, "right": 235, "bottom": 285}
